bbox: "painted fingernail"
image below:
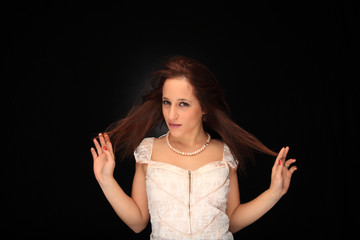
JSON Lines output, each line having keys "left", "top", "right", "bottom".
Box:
{"left": 279, "top": 160, "right": 282, "bottom": 165}
{"left": 103, "top": 146, "right": 107, "bottom": 151}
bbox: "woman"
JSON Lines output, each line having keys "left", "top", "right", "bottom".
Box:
{"left": 91, "top": 56, "right": 297, "bottom": 239}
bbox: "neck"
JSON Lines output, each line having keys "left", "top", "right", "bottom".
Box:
{"left": 169, "top": 128, "right": 207, "bottom": 148}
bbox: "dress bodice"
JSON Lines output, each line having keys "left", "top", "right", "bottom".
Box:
{"left": 134, "top": 137, "right": 238, "bottom": 240}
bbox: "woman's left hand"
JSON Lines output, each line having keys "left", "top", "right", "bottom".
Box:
{"left": 269, "top": 146, "right": 297, "bottom": 197}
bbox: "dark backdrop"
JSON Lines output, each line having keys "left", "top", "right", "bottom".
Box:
{"left": 4, "top": 1, "right": 358, "bottom": 239}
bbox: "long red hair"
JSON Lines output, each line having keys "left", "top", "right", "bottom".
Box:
{"left": 105, "top": 56, "right": 277, "bottom": 174}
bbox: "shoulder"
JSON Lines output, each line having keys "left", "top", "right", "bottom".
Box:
{"left": 134, "top": 137, "right": 155, "bottom": 164}
{"left": 150, "top": 134, "right": 168, "bottom": 161}
{"left": 223, "top": 142, "right": 239, "bottom": 170}
{"left": 208, "top": 139, "right": 224, "bottom": 155}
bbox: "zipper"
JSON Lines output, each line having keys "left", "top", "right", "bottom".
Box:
{"left": 188, "top": 170, "right": 192, "bottom": 234}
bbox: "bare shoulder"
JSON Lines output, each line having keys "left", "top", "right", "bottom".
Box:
{"left": 151, "top": 135, "right": 168, "bottom": 160}
{"left": 204, "top": 138, "right": 224, "bottom": 161}
{"left": 153, "top": 135, "right": 167, "bottom": 149}
{"left": 209, "top": 138, "right": 224, "bottom": 151}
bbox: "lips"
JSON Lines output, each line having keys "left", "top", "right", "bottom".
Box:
{"left": 169, "top": 123, "right": 182, "bottom": 129}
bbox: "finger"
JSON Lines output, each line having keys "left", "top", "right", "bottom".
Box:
{"left": 282, "top": 146, "right": 290, "bottom": 164}
{"left": 101, "top": 144, "right": 116, "bottom": 165}
{"left": 104, "top": 133, "right": 113, "bottom": 152}
{"left": 90, "top": 147, "right": 98, "bottom": 159}
{"left": 278, "top": 146, "right": 289, "bottom": 168}
{"left": 99, "top": 133, "right": 106, "bottom": 147}
{"left": 93, "top": 137, "right": 103, "bottom": 155}
{"left": 104, "top": 132, "right": 110, "bottom": 143}
{"left": 272, "top": 148, "right": 285, "bottom": 178}
{"left": 273, "top": 147, "right": 285, "bottom": 170}
{"left": 284, "top": 159, "right": 296, "bottom": 168}
{"left": 288, "top": 165, "right": 298, "bottom": 174}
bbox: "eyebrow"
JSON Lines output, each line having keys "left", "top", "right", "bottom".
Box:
{"left": 162, "top": 97, "right": 192, "bottom": 102}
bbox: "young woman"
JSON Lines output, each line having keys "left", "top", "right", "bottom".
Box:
{"left": 91, "top": 56, "right": 297, "bottom": 239}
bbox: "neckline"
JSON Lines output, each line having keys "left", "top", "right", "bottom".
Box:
{"left": 149, "top": 159, "right": 226, "bottom": 173}
{"left": 148, "top": 136, "right": 226, "bottom": 172}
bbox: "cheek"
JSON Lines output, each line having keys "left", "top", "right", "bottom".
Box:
{"left": 162, "top": 106, "right": 168, "bottom": 118}
{"left": 186, "top": 108, "right": 203, "bottom": 123}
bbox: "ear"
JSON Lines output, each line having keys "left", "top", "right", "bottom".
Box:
{"left": 202, "top": 113, "right": 207, "bottom": 122}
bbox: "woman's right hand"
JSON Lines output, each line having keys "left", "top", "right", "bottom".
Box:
{"left": 91, "top": 133, "right": 115, "bottom": 183}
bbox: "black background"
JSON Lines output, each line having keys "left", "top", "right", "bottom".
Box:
{"left": 4, "top": 1, "right": 358, "bottom": 239}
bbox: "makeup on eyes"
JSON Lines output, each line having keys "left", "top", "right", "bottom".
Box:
{"left": 162, "top": 98, "right": 191, "bottom": 107}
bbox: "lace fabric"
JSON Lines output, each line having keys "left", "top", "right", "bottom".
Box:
{"left": 134, "top": 137, "right": 238, "bottom": 240}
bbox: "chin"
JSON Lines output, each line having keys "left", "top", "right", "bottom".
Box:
{"left": 168, "top": 129, "right": 181, "bottom": 136}
{"left": 168, "top": 128, "right": 185, "bottom": 138}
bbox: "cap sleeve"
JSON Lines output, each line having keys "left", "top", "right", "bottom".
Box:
{"left": 134, "top": 137, "right": 154, "bottom": 164}
{"left": 223, "top": 143, "right": 238, "bottom": 169}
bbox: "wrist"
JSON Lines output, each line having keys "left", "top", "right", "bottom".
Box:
{"left": 98, "top": 176, "right": 117, "bottom": 189}
{"left": 266, "top": 188, "right": 283, "bottom": 202}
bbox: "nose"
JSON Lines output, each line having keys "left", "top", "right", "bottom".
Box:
{"left": 169, "top": 105, "right": 178, "bottom": 120}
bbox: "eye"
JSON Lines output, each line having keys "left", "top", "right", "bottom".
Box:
{"left": 162, "top": 100, "right": 170, "bottom": 105}
{"left": 179, "top": 102, "right": 190, "bottom": 107}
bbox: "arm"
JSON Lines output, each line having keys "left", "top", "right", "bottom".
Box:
{"left": 91, "top": 133, "right": 149, "bottom": 233}
{"left": 227, "top": 147, "right": 297, "bottom": 233}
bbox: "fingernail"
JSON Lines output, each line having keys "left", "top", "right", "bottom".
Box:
{"left": 103, "top": 146, "right": 107, "bottom": 151}
{"left": 279, "top": 160, "right": 282, "bottom": 165}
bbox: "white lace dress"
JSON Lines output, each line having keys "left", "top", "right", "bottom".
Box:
{"left": 134, "top": 137, "right": 238, "bottom": 240}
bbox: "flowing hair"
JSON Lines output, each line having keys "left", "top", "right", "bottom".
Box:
{"left": 104, "top": 56, "right": 277, "bottom": 174}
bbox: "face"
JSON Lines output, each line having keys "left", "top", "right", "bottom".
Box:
{"left": 162, "top": 77, "right": 205, "bottom": 138}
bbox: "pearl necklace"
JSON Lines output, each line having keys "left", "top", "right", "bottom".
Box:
{"left": 166, "top": 131, "right": 211, "bottom": 156}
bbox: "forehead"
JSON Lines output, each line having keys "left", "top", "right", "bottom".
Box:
{"left": 162, "top": 77, "right": 195, "bottom": 99}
